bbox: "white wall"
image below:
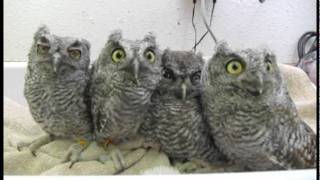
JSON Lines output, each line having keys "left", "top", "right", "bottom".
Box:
{"left": 4, "top": 0, "right": 316, "bottom": 63}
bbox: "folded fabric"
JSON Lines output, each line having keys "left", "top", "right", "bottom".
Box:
{"left": 3, "top": 64, "right": 316, "bottom": 175}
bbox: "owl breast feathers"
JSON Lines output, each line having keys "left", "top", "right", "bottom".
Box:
{"left": 90, "top": 30, "right": 162, "bottom": 144}
{"left": 24, "top": 25, "right": 93, "bottom": 139}
{"left": 139, "top": 50, "right": 224, "bottom": 163}
{"left": 201, "top": 42, "right": 316, "bottom": 170}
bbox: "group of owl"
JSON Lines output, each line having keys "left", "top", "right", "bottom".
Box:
{"left": 21, "top": 25, "right": 316, "bottom": 172}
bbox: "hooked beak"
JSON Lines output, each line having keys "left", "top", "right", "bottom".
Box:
{"left": 181, "top": 81, "right": 187, "bottom": 101}
{"left": 132, "top": 59, "right": 140, "bottom": 85}
{"left": 52, "top": 54, "right": 61, "bottom": 73}
{"left": 240, "top": 71, "right": 263, "bottom": 97}
{"left": 118, "top": 58, "right": 140, "bottom": 85}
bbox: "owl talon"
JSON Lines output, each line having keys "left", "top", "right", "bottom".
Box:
{"left": 110, "top": 149, "right": 126, "bottom": 171}
{"left": 31, "top": 150, "right": 37, "bottom": 157}
{"left": 69, "top": 162, "right": 75, "bottom": 169}
{"left": 175, "top": 159, "right": 210, "bottom": 173}
{"left": 98, "top": 147, "right": 126, "bottom": 171}
{"left": 62, "top": 140, "right": 89, "bottom": 169}
{"left": 17, "top": 134, "right": 53, "bottom": 157}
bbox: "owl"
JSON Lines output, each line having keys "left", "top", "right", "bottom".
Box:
{"left": 139, "top": 50, "right": 224, "bottom": 171}
{"left": 23, "top": 25, "right": 93, "bottom": 168}
{"left": 201, "top": 42, "right": 316, "bottom": 170}
{"left": 90, "top": 30, "right": 162, "bottom": 169}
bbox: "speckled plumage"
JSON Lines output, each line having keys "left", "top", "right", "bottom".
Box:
{"left": 90, "top": 30, "right": 162, "bottom": 145}
{"left": 23, "top": 25, "right": 93, "bottom": 166}
{"left": 201, "top": 42, "right": 316, "bottom": 170}
{"left": 140, "top": 50, "right": 222, "bottom": 164}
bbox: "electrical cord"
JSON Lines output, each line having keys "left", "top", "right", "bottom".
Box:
{"left": 192, "top": 0, "right": 267, "bottom": 51}
{"left": 199, "top": 0, "right": 218, "bottom": 44}
{"left": 192, "top": 0, "right": 216, "bottom": 50}
{"left": 192, "top": 0, "right": 198, "bottom": 52}
{"left": 296, "top": 31, "right": 317, "bottom": 67}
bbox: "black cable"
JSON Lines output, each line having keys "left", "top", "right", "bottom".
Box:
{"left": 296, "top": 31, "right": 317, "bottom": 66}
{"left": 200, "top": 0, "right": 218, "bottom": 44}
{"left": 192, "top": 0, "right": 197, "bottom": 53}
{"left": 192, "top": 0, "right": 216, "bottom": 50}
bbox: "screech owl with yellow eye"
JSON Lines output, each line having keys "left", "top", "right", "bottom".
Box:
{"left": 23, "top": 25, "right": 93, "bottom": 168}
{"left": 201, "top": 42, "right": 316, "bottom": 170}
{"left": 90, "top": 30, "right": 162, "bottom": 170}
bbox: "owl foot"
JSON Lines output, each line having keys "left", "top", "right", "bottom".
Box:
{"left": 61, "top": 139, "right": 90, "bottom": 169}
{"left": 17, "top": 134, "right": 54, "bottom": 157}
{"left": 98, "top": 145, "right": 127, "bottom": 172}
{"left": 175, "top": 159, "right": 210, "bottom": 173}
{"left": 142, "top": 140, "right": 160, "bottom": 151}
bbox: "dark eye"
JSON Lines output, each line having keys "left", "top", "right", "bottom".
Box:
{"left": 265, "top": 60, "right": 273, "bottom": 72}
{"left": 68, "top": 49, "right": 81, "bottom": 60}
{"left": 37, "top": 44, "right": 50, "bottom": 55}
{"left": 162, "top": 68, "right": 174, "bottom": 79}
{"left": 191, "top": 71, "right": 201, "bottom": 82}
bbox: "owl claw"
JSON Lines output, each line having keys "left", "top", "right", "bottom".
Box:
{"left": 31, "top": 150, "right": 37, "bottom": 157}
{"left": 69, "top": 162, "right": 75, "bottom": 169}
{"left": 111, "top": 149, "right": 126, "bottom": 171}
{"left": 98, "top": 147, "right": 127, "bottom": 172}
{"left": 16, "top": 135, "right": 53, "bottom": 157}
{"left": 62, "top": 140, "right": 90, "bottom": 169}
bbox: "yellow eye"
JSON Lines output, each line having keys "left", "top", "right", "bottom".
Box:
{"left": 226, "top": 60, "right": 244, "bottom": 75}
{"left": 112, "top": 48, "right": 126, "bottom": 63}
{"left": 266, "top": 61, "right": 273, "bottom": 72}
{"left": 68, "top": 49, "right": 81, "bottom": 60}
{"left": 144, "top": 50, "right": 155, "bottom": 64}
{"left": 37, "top": 44, "right": 50, "bottom": 55}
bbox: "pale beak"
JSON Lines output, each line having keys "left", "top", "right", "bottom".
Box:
{"left": 132, "top": 59, "right": 140, "bottom": 85}
{"left": 53, "top": 54, "right": 61, "bottom": 73}
{"left": 240, "top": 70, "right": 264, "bottom": 96}
{"left": 181, "top": 82, "right": 187, "bottom": 101}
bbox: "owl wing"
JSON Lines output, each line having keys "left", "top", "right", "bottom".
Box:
{"left": 89, "top": 63, "right": 114, "bottom": 134}
{"left": 285, "top": 119, "right": 316, "bottom": 168}
{"left": 271, "top": 106, "right": 316, "bottom": 169}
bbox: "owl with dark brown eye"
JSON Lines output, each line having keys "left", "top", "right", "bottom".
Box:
{"left": 22, "top": 25, "right": 93, "bottom": 168}
{"left": 201, "top": 42, "right": 316, "bottom": 171}
{"left": 139, "top": 49, "right": 224, "bottom": 172}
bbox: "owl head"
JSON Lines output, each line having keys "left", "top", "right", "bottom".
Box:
{"left": 158, "top": 50, "right": 204, "bottom": 100}
{"left": 28, "top": 25, "right": 91, "bottom": 78}
{"left": 202, "top": 42, "right": 283, "bottom": 101}
{"left": 95, "top": 30, "right": 162, "bottom": 88}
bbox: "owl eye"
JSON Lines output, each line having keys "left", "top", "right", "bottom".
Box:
{"left": 191, "top": 71, "right": 201, "bottom": 82}
{"left": 226, "top": 59, "right": 244, "bottom": 75}
{"left": 37, "top": 44, "right": 50, "bottom": 55}
{"left": 68, "top": 49, "right": 81, "bottom": 60}
{"left": 266, "top": 60, "right": 273, "bottom": 72}
{"left": 144, "top": 49, "right": 156, "bottom": 64}
{"left": 163, "top": 68, "right": 174, "bottom": 79}
{"left": 112, "top": 48, "right": 126, "bottom": 63}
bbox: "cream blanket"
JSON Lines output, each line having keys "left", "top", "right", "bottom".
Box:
{"left": 3, "top": 64, "right": 316, "bottom": 175}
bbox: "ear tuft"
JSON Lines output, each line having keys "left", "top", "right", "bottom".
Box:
{"left": 108, "top": 29, "right": 122, "bottom": 43}
{"left": 34, "top": 24, "right": 50, "bottom": 40}
{"left": 143, "top": 32, "right": 156, "bottom": 44}
{"left": 215, "top": 41, "right": 230, "bottom": 54}
{"left": 263, "top": 49, "right": 277, "bottom": 63}
{"left": 81, "top": 39, "right": 91, "bottom": 50}
{"left": 161, "top": 48, "right": 171, "bottom": 64}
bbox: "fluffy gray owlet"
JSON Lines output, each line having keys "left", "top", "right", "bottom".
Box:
{"left": 139, "top": 50, "right": 224, "bottom": 168}
{"left": 201, "top": 42, "right": 316, "bottom": 170}
{"left": 90, "top": 31, "right": 162, "bottom": 167}
{"left": 23, "top": 25, "right": 93, "bottom": 168}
